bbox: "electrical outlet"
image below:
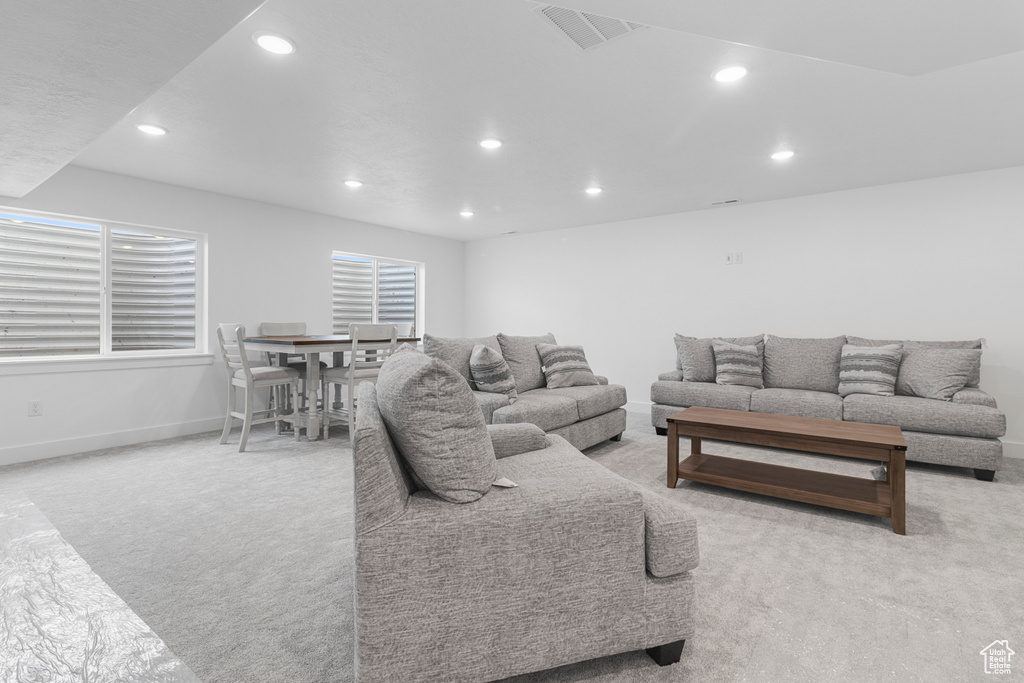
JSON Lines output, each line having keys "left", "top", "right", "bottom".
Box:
{"left": 725, "top": 252, "right": 733, "bottom": 265}
{"left": 28, "top": 400, "right": 42, "bottom": 417}
{"left": 734, "top": 251, "right": 743, "bottom": 264}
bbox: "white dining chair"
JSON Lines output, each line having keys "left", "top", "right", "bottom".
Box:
{"left": 321, "top": 323, "right": 398, "bottom": 440}
{"left": 217, "top": 323, "right": 301, "bottom": 452}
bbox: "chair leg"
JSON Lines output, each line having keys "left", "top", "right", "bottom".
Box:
{"left": 291, "top": 381, "right": 301, "bottom": 442}
{"left": 239, "top": 386, "right": 254, "bottom": 452}
{"left": 220, "top": 384, "right": 235, "bottom": 444}
{"left": 322, "top": 378, "right": 331, "bottom": 441}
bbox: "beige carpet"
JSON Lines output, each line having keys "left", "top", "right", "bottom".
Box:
{"left": 1, "top": 415, "right": 1021, "bottom": 682}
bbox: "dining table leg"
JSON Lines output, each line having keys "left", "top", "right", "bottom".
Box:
{"left": 306, "top": 351, "right": 323, "bottom": 440}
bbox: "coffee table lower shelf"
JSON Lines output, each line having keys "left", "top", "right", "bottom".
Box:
{"left": 679, "top": 452, "right": 891, "bottom": 517}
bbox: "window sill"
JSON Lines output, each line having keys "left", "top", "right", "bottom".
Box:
{"left": 0, "top": 353, "right": 215, "bottom": 376}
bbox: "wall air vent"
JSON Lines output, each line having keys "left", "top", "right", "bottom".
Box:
{"left": 533, "top": 4, "right": 646, "bottom": 51}
{"left": 711, "top": 199, "right": 741, "bottom": 206}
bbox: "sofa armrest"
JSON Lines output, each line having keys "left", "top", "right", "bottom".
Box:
{"left": 473, "top": 390, "right": 511, "bottom": 423}
{"left": 594, "top": 374, "right": 609, "bottom": 385}
{"left": 487, "top": 423, "right": 549, "bottom": 459}
{"left": 641, "top": 490, "right": 700, "bottom": 577}
{"left": 658, "top": 370, "right": 685, "bottom": 381}
{"left": 952, "top": 387, "right": 998, "bottom": 408}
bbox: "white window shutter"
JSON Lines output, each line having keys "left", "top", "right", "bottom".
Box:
{"left": 377, "top": 262, "right": 417, "bottom": 335}
{"left": 332, "top": 255, "right": 374, "bottom": 333}
{"left": 110, "top": 231, "right": 196, "bottom": 351}
{"left": 0, "top": 215, "right": 102, "bottom": 357}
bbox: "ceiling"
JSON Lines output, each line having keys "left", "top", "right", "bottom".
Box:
{"left": 4, "top": 1, "right": 1024, "bottom": 241}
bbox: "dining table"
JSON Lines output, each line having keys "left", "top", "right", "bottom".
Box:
{"left": 242, "top": 334, "right": 420, "bottom": 439}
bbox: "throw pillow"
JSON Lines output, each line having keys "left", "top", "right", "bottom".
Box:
{"left": 422, "top": 333, "right": 501, "bottom": 384}
{"left": 375, "top": 345, "right": 496, "bottom": 503}
{"left": 496, "top": 333, "right": 557, "bottom": 392}
{"left": 536, "top": 343, "right": 600, "bottom": 389}
{"left": 895, "top": 347, "right": 982, "bottom": 401}
{"left": 712, "top": 339, "right": 764, "bottom": 388}
{"left": 469, "top": 344, "right": 518, "bottom": 403}
{"left": 763, "top": 334, "right": 846, "bottom": 393}
{"left": 847, "top": 336, "right": 983, "bottom": 388}
{"left": 837, "top": 344, "right": 903, "bottom": 397}
{"left": 673, "top": 334, "right": 764, "bottom": 382}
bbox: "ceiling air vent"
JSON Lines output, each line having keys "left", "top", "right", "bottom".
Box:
{"left": 534, "top": 4, "right": 646, "bottom": 51}
{"left": 711, "top": 199, "right": 741, "bottom": 206}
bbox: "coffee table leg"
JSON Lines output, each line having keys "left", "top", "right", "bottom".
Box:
{"left": 890, "top": 448, "right": 906, "bottom": 535}
{"left": 667, "top": 422, "right": 679, "bottom": 488}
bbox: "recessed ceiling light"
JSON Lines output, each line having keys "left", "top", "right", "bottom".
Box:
{"left": 771, "top": 150, "right": 795, "bottom": 161}
{"left": 713, "top": 66, "right": 748, "bottom": 83}
{"left": 460, "top": 211, "right": 474, "bottom": 218}
{"left": 585, "top": 187, "right": 603, "bottom": 195}
{"left": 254, "top": 32, "right": 296, "bottom": 55}
{"left": 479, "top": 138, "right": 502, "bottom": 150}
{"left": 344, "top": 180, "right": 363, "bottom": 188}
{"left": 136, "top": 124, "right": 167, "bottom": 136}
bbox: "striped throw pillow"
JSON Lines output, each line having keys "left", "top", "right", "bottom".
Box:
{"left": 536, "top": 343, "right": 600, "bottom": 389}
{"left": 469, "top": 344, "right": 517, "bottom": 403}
{"left": 838, "top": 344, "right": 902, "bottom": 397}
{"left": 711, "top": 339, "right": 763, "bottom": 388}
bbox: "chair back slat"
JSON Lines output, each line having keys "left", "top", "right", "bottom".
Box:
{"left": 217, "top": 323, "right": 253, "bottom": 378}
{"left": 350, "top": 324, "right": 398, "bottom": 370}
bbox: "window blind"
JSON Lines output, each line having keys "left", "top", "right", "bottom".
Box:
{"left": 332, "top": 255, "right": 374, "bottom": 332}
{"left": 0, "top": 215, "right": 102, "bottom": 357}
{"left": 332, "top": 253, "right": 418, "bottom": 335}
{"left": 111, "top": 231, "right": 196, "bottom": 351}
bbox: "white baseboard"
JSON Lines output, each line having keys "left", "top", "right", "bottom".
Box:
{"left": 1003, "top": 441, "right": 1024, "bottom": 460}
{"left": 0, "top": 417, "right": 224, "bottom": 468}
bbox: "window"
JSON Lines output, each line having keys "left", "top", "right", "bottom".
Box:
{"left": 332, "top": 252, "right": 420, "bottom": 335}
{"left": 0, "top": 207, "right": 204, "bottom": 359}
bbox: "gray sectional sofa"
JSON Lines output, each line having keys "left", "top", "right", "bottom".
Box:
{"left": 424, "top": 332, "right": 628, "bottom": 451}
{"left": 355, "top": 349, "right": 698, "bottom": 682}
{"left": 651, "top": 334, "right": 1006, "bottom": 480}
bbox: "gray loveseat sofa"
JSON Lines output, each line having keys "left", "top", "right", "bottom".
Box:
{"left": 424, "top": 332, "right": 628, "bottom": 450}
{"left": 354, "top": 349, "right": 699, "bottom": 682}
{"left": 651, "top": 334, "right": 1006, "bottom": 480}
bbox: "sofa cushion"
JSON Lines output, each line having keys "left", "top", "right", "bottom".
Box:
{"left": 423, "top": 333, "right": 501, "bottom": 384}
{"left": 537, "top": 343, "right": 600, "bottom": 388}
{"left": 641, "top": 490, "right": 700, "bottom": 577}
{"left": 497, "top": 333, "right": 557, "bottom": 393}
{"left": 712, "top": 340, "right": 764, "bottom": 388}
{"left": 544, "top": 384, "right": 627, "bottom": 420}
{"left": 473, "top": 390, "right": 511, "bottom": 424}
{"left": 837, "top": 343, "right": 902, "bottom": 397}
{"left": 895, "top": 347, "right": 981, "bottom": 401}
{"left": 650, "top": 380, "right": 756, "bottom": 411}
{"left": 469, "top": 344, "right": 518, "bottom": 403}
{"left": 842, "top": 394, "right": 1006, "bottom": 439}
{"left": 750, "top": 388, "right": 844, "bottom": 421}
{"left": 491, "top": 390, "right": 579, "bottom": 431}
{"left": 673, "top": 334, "right": 764, "bottom": 381}
{"left": 847, "top": 336, "right": 983, "bottom": 387}
{"left": 763, "top": 334, "right": 845, "bottom": 393}
{"left": 376, "top": 347, "right": 496, "bottom": 503}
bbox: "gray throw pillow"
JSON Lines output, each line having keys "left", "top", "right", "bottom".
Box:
{"left": 895, "top": 347, "right": 981, "bottom": 401}
{"left": 375, "top": 346, "right": 496, "bottom": 503}
{"left": 838, "top": 344, "right": 903, "bottom": 397}
{"left": 673, "top": 334, "right": 764, "bottom": 382}
{"left": 422, "top": 333, "right": 502, "bottom": 384}
{"left": 496, "top": 333, "right": 556, "bottom": 392}
{"left": 847, "top": 336, "right": 983, "bottom": 387}
{"left": 712, "top": 339, "right": 764, "bottom": 388}
{"left": 764, "top": 334, "right": 845, "bottom": 393}
{"left": 469, "top": 344, "right": 517, "bottom": 403}
{"left": 536, "top": 343, "right": 600, "bottom": 389}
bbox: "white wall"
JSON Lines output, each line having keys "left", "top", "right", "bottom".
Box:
{"left": 1, "top": 166, "right": 464, "bottom": 465}
{"left": 464, "top": 166, "right": 1024, "bottom": 452}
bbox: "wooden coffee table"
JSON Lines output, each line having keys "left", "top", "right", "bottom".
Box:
{"left": 667, "top": 407, "right": 907, "bottom": 534}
